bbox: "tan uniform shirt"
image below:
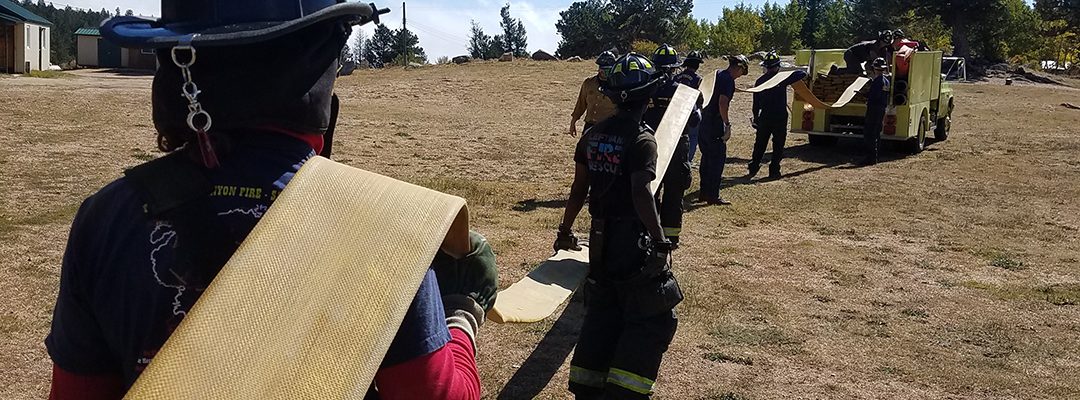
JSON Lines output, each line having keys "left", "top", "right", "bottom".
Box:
{"left": 572, "top": 76, "right": 617, "bottom": 125}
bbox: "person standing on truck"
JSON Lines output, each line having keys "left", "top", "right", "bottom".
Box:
{"left": 555, "top": 52, "right": 683, "bottom": 399}
{"left": 644, "top": 44, "right": 699, "bottom": 246}
{"left": 748, "top": 52, "right": 808, "bottom": 180}
{"left": 859, "top": 57, "right": 891, "bottom": 166}
{"left": 699, "top": 55, "right": 749, "bottom": 205}
{"left": 570, "top": 51, "right": 619, "bottom": 136}
{"left": 675, "top": 50, "right": 705, "bottom": 164}
{"left": 45, "top": 2, "right": 497, "bottom": 399}
{"left": 843, "top": 31, "right": 892, "bottom": 74}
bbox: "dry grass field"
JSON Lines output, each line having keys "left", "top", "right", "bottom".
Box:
{"left": 2, "top": 60, "right": 1078, "bottom": 399}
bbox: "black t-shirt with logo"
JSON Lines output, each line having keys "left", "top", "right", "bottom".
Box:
{"left": 45, "top": 132, "right": 449, "bottom": 389}
{"left": 574, "top": 114, "right": 658, "bottom": 219}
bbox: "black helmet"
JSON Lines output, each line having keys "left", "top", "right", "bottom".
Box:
{"left": 871, "top": 57, "right": 888, "bottom": 70}
{"left": 596, "top": 51, "right": 617, "bottom": 67}
{"left": 878, "top": 30, "right": 894, "bottom": 43}
{"left": 652, "top": 44, "right": 680, "bottom": 69}
{"left": 729, "top": 54, "right": 750, "bottom": 74}
{"left": 682, "top": 50, "right": 704, "bottom": 67}
{"left": 603, "top": 53, "right": 663, "bottom": 104}
{"left": 762, "top": 51, "right": 782, "bottom": 69}
{"left": 892, "top": 29, "right": 905, "bottom": 40}
{"left": 101, "top": 0, "right": 389, "bottom": 49}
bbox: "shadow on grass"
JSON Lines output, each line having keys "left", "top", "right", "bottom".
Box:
{"left": 496, "top": 290, "right": 584, "bottom": 399}
{"left": 513, "top": 198, "right": 567, "bottom": 212}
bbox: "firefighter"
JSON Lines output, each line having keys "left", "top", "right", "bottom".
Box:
{"left": 643, "top": 44, "right": 699, "bottom": 246}
{"left": 860, "top": 57, "right": 891, "bottom": 166}
{"left": 556, "top": 53, "right": 683, "bottom": 399}
{"left": 748, "top": 52, "right": 808, "bottom": 180}
{"left": 45, "top": 2, "right": 496, "bottom": 399}
{"left": 570, "top": 51, "right": 619, "bottom": 136}
{"left": 843, "top": 30, "right": 892, "bottom": 74}
{"left": 675, "top": 50, "right": 705, "bottom": 164}
{"left": 699, "top": 54, "right": 749, "bottom": 205}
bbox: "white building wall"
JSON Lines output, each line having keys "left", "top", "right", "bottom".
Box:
{"left": 13, "top": 23, "right": 49, "bottom": 72}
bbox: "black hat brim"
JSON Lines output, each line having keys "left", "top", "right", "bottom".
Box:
{"left": 101, "top": 2, "right": 375, "bottom": 49}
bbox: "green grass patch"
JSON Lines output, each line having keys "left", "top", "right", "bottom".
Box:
{"left": 709, "top": 324, "right": 803, "bottom": 348}
{"left": 411, "top": 177, "right": 508, "bottom": 207}
{"left": 704, "top": 351, "right": 753, "bottom": 366}
{"left": 976, "top": 249, "right": 1027, "bottom": 270}
{"left": 19, "top": 203, "right": 81, "bottom": 227}
{"left": 131, "top": 147, "right": 156, "bottom": 162}
{"left": 27, "top": 70, "right": 73, "bottom": 79}
{"left": 960, "top": 281, "right": 1080, "bottom": 306}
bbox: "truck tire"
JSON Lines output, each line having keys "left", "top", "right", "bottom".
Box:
{"left": 808, "top": 135, "right": 838, "bottom": 146}
{"left": 934, "top": 116, "right": 950, "bottom": 141}
{"left": 906, "top": 114, "right": 928, "bottom": 154}
{"left": 935, "top": 100, "right": 953, "bottom": 141}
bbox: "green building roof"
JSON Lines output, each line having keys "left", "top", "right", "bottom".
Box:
{"left": 74, "top": 27, "right": 100, "bottom": 36}
{"left": 0, "top": 0, "right": 53, "bottom": 26}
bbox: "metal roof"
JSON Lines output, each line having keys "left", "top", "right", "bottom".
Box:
{"left": 0, "top": 0, "right": 53, "bottom": 26}
{"left": 74, "top": 27, "right": 100, "bottom": 36}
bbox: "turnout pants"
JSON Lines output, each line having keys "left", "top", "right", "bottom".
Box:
{"left": 863, "top": 109, "right": 885, "bottom": 163}
{"left": 569, "top": 219, "right": 682, "bottom": 399}
{"left": 749, "top": 119, "right": 788, "bottom": 175}
{"left": 697, "top": 116, "right": 727, "bottom": 199}
{"left": 659, "top": 133, "right": 691, "bottom": 244}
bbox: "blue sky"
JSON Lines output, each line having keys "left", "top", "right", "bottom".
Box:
{"left": 53, "top": 0, "right": 769, "bottom": 58}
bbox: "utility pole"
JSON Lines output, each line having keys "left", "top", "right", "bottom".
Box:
{"left": 401, "top": 1, "right": 407, "bottom": 67}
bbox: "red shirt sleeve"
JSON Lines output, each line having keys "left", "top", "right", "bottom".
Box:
{"left": 49, "top": 364, "right": 125, "bottom": 400}
{"left": 374, "top": 328, "right": 480, "bottom": 400}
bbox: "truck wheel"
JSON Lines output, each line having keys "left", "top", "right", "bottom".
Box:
{"left": 906, "top": 115, "right": 928, "bottom": 154}
{"left": 934, "top": 116, "right": 951, "bottom": 141}
{"left": 808, "top": 135, "right": 837, "bottom": 146}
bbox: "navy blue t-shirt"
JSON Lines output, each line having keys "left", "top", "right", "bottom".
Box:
{"left": 867, "top": 74, "right": 890, "bottom": 112}
{"left": 752, "top": 69, "right": 808, "bottom": 121}
{"left": 45, "top": 132, "right": 449, "bottom": 388}
{"left": 706, "top": 69, "right": 736, "bottom": 122}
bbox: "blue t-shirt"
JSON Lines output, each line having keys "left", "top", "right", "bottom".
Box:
{"left": 867, "top": 74, "right": 890, "bottom": 112}
{"left": 706, "top": 69, "right": 736, "bottom": 122}
{"left": 752, "top": 69, "right": 808, "bottom": 120}
{"left": 45, "top": 132, "right": 449, "bottom": 388}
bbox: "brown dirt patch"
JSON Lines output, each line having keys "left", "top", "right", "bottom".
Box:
{"left": 1, "top": 63, "right": 1078, "bottom": 399}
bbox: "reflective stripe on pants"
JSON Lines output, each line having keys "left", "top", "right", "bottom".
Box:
{"left": 607, "top": 367, "right": 656, "bottom": 395}
{"left": 570, "top": 366, "right": 607, "bottom": 389}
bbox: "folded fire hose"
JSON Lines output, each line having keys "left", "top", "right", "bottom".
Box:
{"left": 740, "top": 70, "right": 870, "bottom": 109}
{"left": 487, "top": 84, "right": 700, "bottom": 324}
{"left": 125, "top": 156, "right": 471, "bottom": 399}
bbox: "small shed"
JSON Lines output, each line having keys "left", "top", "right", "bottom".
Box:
{"left": 0, "top": 0, "right": 52, "bottom": 73}
{"left": 75, "top": 27, "right": 156, "bottom": 69}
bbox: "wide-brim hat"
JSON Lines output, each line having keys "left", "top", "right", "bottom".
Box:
{"left": 101, "top": 0, "right": 388, "bottom": 49}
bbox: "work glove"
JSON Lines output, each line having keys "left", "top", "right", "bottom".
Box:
{"left": 432, "top": 230, "right": 499, "bottom": 345}
{"left": 554, "top": 224, "right": 582, "bottom": 252}
{"left": 642, "top": 239, "right": 675, "bottom": 279}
